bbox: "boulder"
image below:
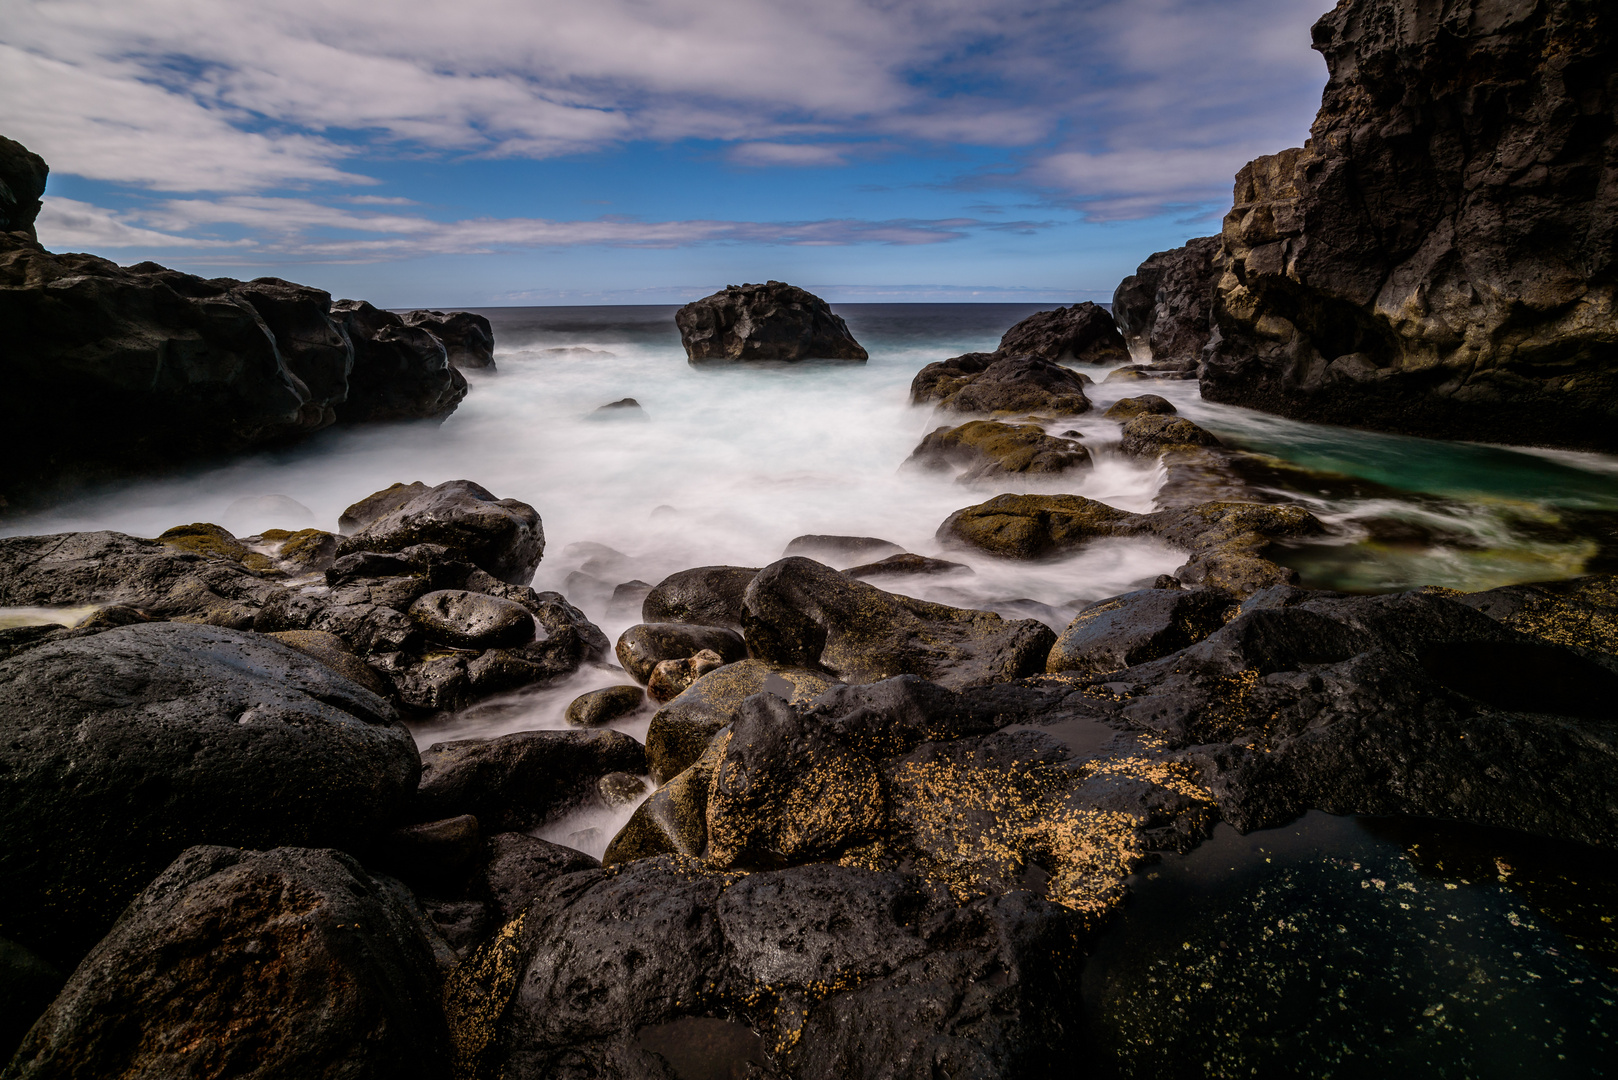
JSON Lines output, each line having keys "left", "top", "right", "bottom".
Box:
{"left": 330, "top": 300, "right": 468, "bottom": 423}
{"left": 0, "top": 623, "right": 419, "bottom": 962}
{"left": 995, "top": 302, "right": 1129, "bottom": 364}
{"left": 6, "top": 846, "right": 451, "bottom": 1080}
{"left": 1110, "top": 236, "right": 1222, "bottom": 362}
{"left": 841, "top": 553, "right": 970, "bottom": 580}
{"left": 614, "top": 622, "right": 747, "bottom": 684}
{"left": 266, "top": 628, "right": 395, "bottom": 697}
{"left": 415, "top": 729, "right": 646, "bottom": 831}
{"left": 910, "top": 354, "right": 1092, "bottom": 416}
{"left": 337, "top": 480, "right": 544, "bottom": 585}
{"left": 675, "top": 281, "right": 867, "bottom": 362}
{"left": 589, "top": 397, "right": 644, "bottom": 419}
{"left": 602, "top": 740, "right": 724, "bottom": 863}
{"left": 1117, "top": 414, "right": 1222, "bottom": 458}
{"left": 782, "top": 535, "right": 903, "bottom": 567}
{"left": 564, "top": 684, "right": 645, "bottom": 727}
{"left": 646, "top": 648, "right": 726, "bottom": 703}
{"left": 742, "top": 556, "right": 1056, "bottom": 690}
{"left": 371, "top": 814, "right": 485, "bottom": 898}
{"left": 0, "top": 136, "right": 47, "bottom": 239}
{"left": 1046, "top": 587, "right": 1235, "bottom": 674}
{"left": 907, "top": 420, "right": 1091, "bottom": 481}
{"left": 1456, "top": 573, "right": 1618, "bottom": 658}
{"left": 1199, "top": 0, "right": 1618, "bottom": 451}
{"left": 408, "top": 589, "right": 537, "bottom": 649}
{"left": 400, "top": 309, "right": 496, "bottom": 371}
{"left": 935, "top": 493, "right": 1135, "bottom": 560}
{"left": 642, "top": 566, "right": 761, "bottom": 629}
{"left": 1102, "top": 394, "right": 1177, "bottom": 420}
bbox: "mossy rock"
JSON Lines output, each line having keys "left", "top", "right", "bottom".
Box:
{"left": 1118, "top": 414, "right": 1221, "bottom": 458}
{"left": 936, "top": 494, "right": 1134, "bottom": 559}
{"left": 156, "top": 523, "right": 249, "bottom": 563}
{"left": 278, "top": 529, "right": 339, "bottom": 573}
{"left": 907, "top": 420, "right": 1091, "bottom": 481}
{"left": 1103, "top": 394, "right": 1176, "bottom": 420}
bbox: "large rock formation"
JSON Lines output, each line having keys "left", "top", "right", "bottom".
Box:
{"left": 995, "top": 302, "right": 1129, "bottom": 364}
{"left": 675, "top": 281, "right": 867, "bottom": 362}
{"left": 0, "top": 136, "right": 47, "bottom": 240}
{"left": 1111, "top": 236, "right": 1222, "bottom": 362}
{"left": 401, "top": 309, "right": 496, "bottom": 371}
{"left": 1198, "top": 0, "right": 1618, "bottom": 451}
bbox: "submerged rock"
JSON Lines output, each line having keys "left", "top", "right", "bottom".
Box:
{"left": 1110, "top": 236, "right": 1222, "bottom": 362}
{"left": 675, "top": 281, "right": 867, "bottom": 362}
{"left": 911, "top": 353, "right": 1092, "bottom": 416}
{"left": 841, "top": 553, "right": 971, "bottom": 580}
{"left": 907, "top": 420, "right": 1091, "bottom": 481}
{"left": 782, "top": 535, "right": 904, "bottom": 567}
{"left": 995, "top": 302, "right": 1130, "bottom": 365}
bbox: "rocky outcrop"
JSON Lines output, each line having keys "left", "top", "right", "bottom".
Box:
{"left": 1110, "top": 236, "right": 1222, "bottom": 362}
{"left": 907, "top": 420, "right": 1091, "bottom": 482}
{"left": 1199, "top": 0, "right": 1618, "bottom": 451}
{"left": 337, "top": 481, "right": 544, "bottom": 586}
{"left": 675, "top": 281, "right": 867, "bottom": 362}
{"left": 910, "top": 354, "right": 1092, "bottom": 416}
{"left": 7, "top": 846, "right": 452, "bottom": 1080}
{"left": 401, "top": 309, "right": 496, "bottom": 371}
{"left": 995, "top": 302, "right": 1130, "bottom": 364}
{"left": 0, "top": 136, "right": 48, "bottom": 240}
{"left": 330, "top": 300, "right": 469, "bottom": 424}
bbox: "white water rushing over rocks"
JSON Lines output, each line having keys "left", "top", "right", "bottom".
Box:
{"left": 7, "top": 303, "right": 1618, "bottom": 856}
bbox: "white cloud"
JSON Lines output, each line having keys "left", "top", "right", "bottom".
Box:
{"left": 33, "top": 197, "right": 252, "bottom": 249}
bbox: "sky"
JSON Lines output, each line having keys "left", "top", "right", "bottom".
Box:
{"left": 2, "top": 0, "right": 1331, "bottom": 307}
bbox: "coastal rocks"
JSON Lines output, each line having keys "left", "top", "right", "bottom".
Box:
{"left": 1457, "top": 573, "right": 1618, "bottom": 658}
{"left": 907, "top": 420, "right": 1091, "bottom": 481}
{"left": 401, "top": 309, "right": 497, "bottom": 372}
{"left": 564, "top": 684, "right": 645, "bottom": 726}
{"left": 408, "top": 590, "right": 536, "bottom": 650}
{"left": 1110, "top": 236, "right": 1222, "bottom": 362}
{"left": 995, "top": 302, "right": 1130, "bottom": 365}
{"left": 0, "top": 622, "right": 419, "bottom": 961}
{"left": 337, "top": 481, "right": 544, "bottom": 586}
{"left": 1046, "top": 587, "right": 1235, "bottom": 674}
{"left": 911, "top": 354, "right": 1092, "bottom": 416}
{"left": 842, "top": 553, "right": 970, "bottom": 580}
{"left": 641, "top": 566, "right": 761, "bottom": 628}
{"left": 675, "top": 281, "right": 867, "bottom": 363}
{"left": 330, "top": 300, "right": 469, "bottom": 424}
{"left": 742, "top": 556, "right": 1057, "bottom": 689}
{"left": 416, "top": 730, "right": 646, "bottom": 831}
{"left": 644, "top": 659, "right": 840, "bottom": 782}
{"left": 1198, "top": 0, "right": 1618, "bottom": 451}
{"left": 0, "top": 135, "right": 47, "bottom": 239}
{"left": 614, "top": 622, "right": 747, "bottom": 684}
{"left": 646, "top": 648, "right": 726, "bottom": 702}
{"left": 783, "top": 534, "right": 904, "bottom": 567}
{"left": 936, "top": 494, "right": 1135, "bottom": 560}
{"left": 1102, "top": 393, "right": 1176, "bottom": 420}
{"left": 1117, "top": 414, "right": 1221, "bottom": 458}
{"left": 6, "top": 846, "right": 451, "bottom": 1080}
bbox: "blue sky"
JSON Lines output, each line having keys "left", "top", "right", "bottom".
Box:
{"left": 3, "top": 0, "right": 1330, "bottom": 307}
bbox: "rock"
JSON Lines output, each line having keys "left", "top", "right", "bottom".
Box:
{"left": 408, "top": 589, "right": 536, "bottom": 649}
{"left": 911, "top": 354, "right": 1092, "bottom": 416}
{"left": 400, "top": 309, "right": 497, "bottom": 371}
{"left": 341, "top": 482, "right": 431, "bottom": 533}
{"left": 416, "top": 729, "right": 647, "bottom": 831}
{"left": 1110, "top": 236, "right": 1222, "bottom": 361}
{"left": 265, "top": 527, "right": 339, "bottom": 574}
{"left": 643, "top": 659, "right": 841, "bottom": 783}
{"left": 589, "top": 397, "right": 644, "bottom": 418}
{"left": 479, "top": 832, "right": 600, "bottom": 926}
{"left": 267, "top": 628, "right": 395, "bottom": 697}
{"left": 0, "top": 622, "right": 418, "bottom": 962}
{"left": 1117, "top": 414, "right": 1222, "bottom": 458}
{"left": 1456, "top": 573, "right": 1618, "bottom": 658}
{"left": 782, "top": 535, "right": 904, "bottom": 567}
{"left": 156, "top": 521, "right": 255, "bottom": 563}
{"left": 0, "top": 135, "right": 47, "bottom": 239}
{"left": 936, "top": 493, "right": 1136, "bottom": 560}
{"left": 742, "top": 556, "right": 1057, "bottom": 690}
{"left": 331, "top": 299, "right": 469, "bottom": 424}
{"left": 564, "top": 684, "right": 645, "bottom": 727}
{"left": 598, "top": 772, "right": 648, "bottom": 807}
{"left": 841, "top": 553, "right": 971, "bottom": 580}
{"left": 801, "top": 675, "right": 1002, "bottom": 757}
{"left": 0, "top": 937, "right": 63, "bottom": 1062}
{"left": 1199, "top": 0, "right": 1618, "bottom": 452}
{"left": 675, "top": 281, "right": 867, "bottom": 362}
{"left": 602, "top": 740, "right": 723, "bottom": 864}
{"left": 907, "top": 420, "right": 1091, "bottom": 481}
{"left": 641, "top": 566, "right": 761, "bottom": 629}
{"left": 337, "top": 480, "right": 544, "bottom": 585}
{"left": 6, "top": 846, "right": 452, "bottom": 1080}
{"left": 1046, "top": 588, "right": 1235, "bottom": 674}
{"left": 606, "top": 579, "right": 652, "bottom": 619}
{"left": 614, "top": 622, "right": 747, "bottom": 684}
{"left": 995, "top": 302, "right": 1129, "bottom": 364}
{"left": 646, "top": 648, "right": 727, "bottom": 703}
{"left": 230, "top": 278, "right": 353, "bottom": 426}
{"left": 372, "top": 814, "right": 485, "bottom": 897}
{"left": 1102, "top": 394, "right": 1177, "bottom": 420}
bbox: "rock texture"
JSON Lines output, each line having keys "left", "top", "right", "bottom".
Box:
{"left": 401, "top": 309, "right": 497, "bottom": 371}
{"left": 330, "top": 300, "right": 469, "bottom": 424}
{"left": 337, "top": 481, "right": 544, "bottom": 586}
{"left": 0, "top": 136, "right": 48, "bottom": 240}
{"left": 1200, "top": 0, "right": 1618, "bottom": 451}
{"left": 995, "top": 302, "right": 1130, "bottom": 364}
{"left": 1111, "top": 236, "right": 1222, "bottom": 362}
{"left": 910, "top": 354, "right": 1092, "bottom": 416}
{"left": 675, "top": 281, "right": 867, "bottom": 362}
{"left": 907, "top": 421, "right": 1091, "bottom": 482}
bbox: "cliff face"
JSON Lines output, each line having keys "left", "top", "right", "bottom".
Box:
{"left": 1201, "top": 0, "right": 1617, "bottom": 450}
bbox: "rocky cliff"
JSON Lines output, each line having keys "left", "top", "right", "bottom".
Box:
{"left": 1200, "top": 0, "right": 1616, "bottom": 450}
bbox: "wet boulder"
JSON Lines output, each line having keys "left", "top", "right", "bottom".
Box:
{"left": 400, "top": 309, "right": 496, "bottom": 372}
{"left": 841, "top": 553, "right": 970, "bottom": 580}
{"left": 0, "top": 622, "right": 419, "bottom": 963}
{"left": 1102, "top": 393, "right": 1177, "bottom": 420}
{"left": 936, "top": 494, "right": 1135, "bottom": 560}
{"left": 267, "top": 628, "right": 395, "bottom": 697}
{"left": 642, "top": 566, "right": 761, "bottom": 629}
{"left": 995, "top": 302, "right": 1129, "bottom": 364}
{"left": 646, "top": 648, "right": 727, "bottom": 703}
{"left": 337, "top": 480, "right": 544, "bottom": 585}
{"left": 614, "top": 622, "right": 747, "bottom": 684}
{"left": 742, "top": 556, "right": 1056, "bottom": 690}
{"left": 675, "top": 280, "right": 867, "bottom": 362}
{"left": 912, "top": 354, "right": 1092, "bottom": 416}
{"left": 644, "top": 659, "right": 840, "bottom": 782}
{"left": 331, "top": 299, "right": 468, "bottom": 424}
{"left": 7, "top": 846, "right": 452, "bottom": 1080}
{"left": 907, "top": 420, "right": 1090, "bottom": 481}
{"left": 1117, "top": 414, "right": 1221, "bottom": 458}
{"left": 1046, "top": 587, "right": 1235, "bottom": 674}
{"left": 408, "top": 589, "right": 536, "bottom": 650}
{"left": 564, "top": 684, "right": 645, "bottom": 727}
{"left": 603, "top": 739, "right": 725, "bottom": 863}
{"left": 416, "top": 729, "right": 646, "bottom": 831}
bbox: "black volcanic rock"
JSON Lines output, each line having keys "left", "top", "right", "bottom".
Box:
{"left": 1111, "top": 235, "right": 1222, "bottom": 362}
{"left": 401, "top": 309, "right": 497, "bottom": 371}
{"left": 910, "top": 353, "right": 1093, "bottom": 416}
{"left": 907, "top": 420, "right": 1091, "bottom": 482}
{"left": 0, "top": 136, "right": 47, "bottom": 239}
{"left": 1199, "top": 0, "right": 1618, "bottom": 451}
{"left": 331, "top": 299, "right": 468, "bottom": 423}
{"left": 675, "top": 280, "right": 867, "bottom": 362}
{"left": 995, "top": 301, "right": 1129, "bottom": 364}
{"left": 337, "top": 480, "right": 544, "bottom": 586}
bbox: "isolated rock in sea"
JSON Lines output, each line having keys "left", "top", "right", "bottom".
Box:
{"left": 1110, "top": 236, "right": 1222, "bottom": 362}
{"left": 911, "top": 353, "right": 1093, "bottom": 416}
{"left": 331, "top": 300, "right": 469, "bottom": 423}
{"left": 1199, "top": 0, "right": 1618, "bottom": 451}
{"left": 1103, "top": 393, "right": 1177, "bottom": 420}
{"left": 400, "top": 308, "right": 497, "bottom": 371}
{"left": 782, "top": 534, "right": 905, "bottom": 567}
{"left": 907, "top": 420, "right": 1091, "bottom": 482}
{"left": 0, "top": 135, "right": 47, "bottom": 239}
{"left": 614, "top": 621, "right": 748, "bottom": 684}
{"left": 1117, "top": 414, "right": 1222, "bottom": 458}
{"left": 641, "top": 566, "right": 761, "bottom": 628}
{"left": 416, "top": 729, "right": 646, "bottom": 831}
{"left": 743, "top": 556, "right": 1057, "bottom": 689}
{"left": 1046, "top": 587, "right": 1235, "bottom": 674}
{"left": 0, "top": 622, "right": 419, "bottom": 962}
{"left": 996, "top": 301, "right": 1130, "bottom": 364}
{"left": 337, "top": 480, "right": 544, "bottom": 585}
{"left": 674, "top": 280, "right": 868, "bottom": 362}
{"left": 7, "top": 846, "right": 452, "bottom": 1080}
